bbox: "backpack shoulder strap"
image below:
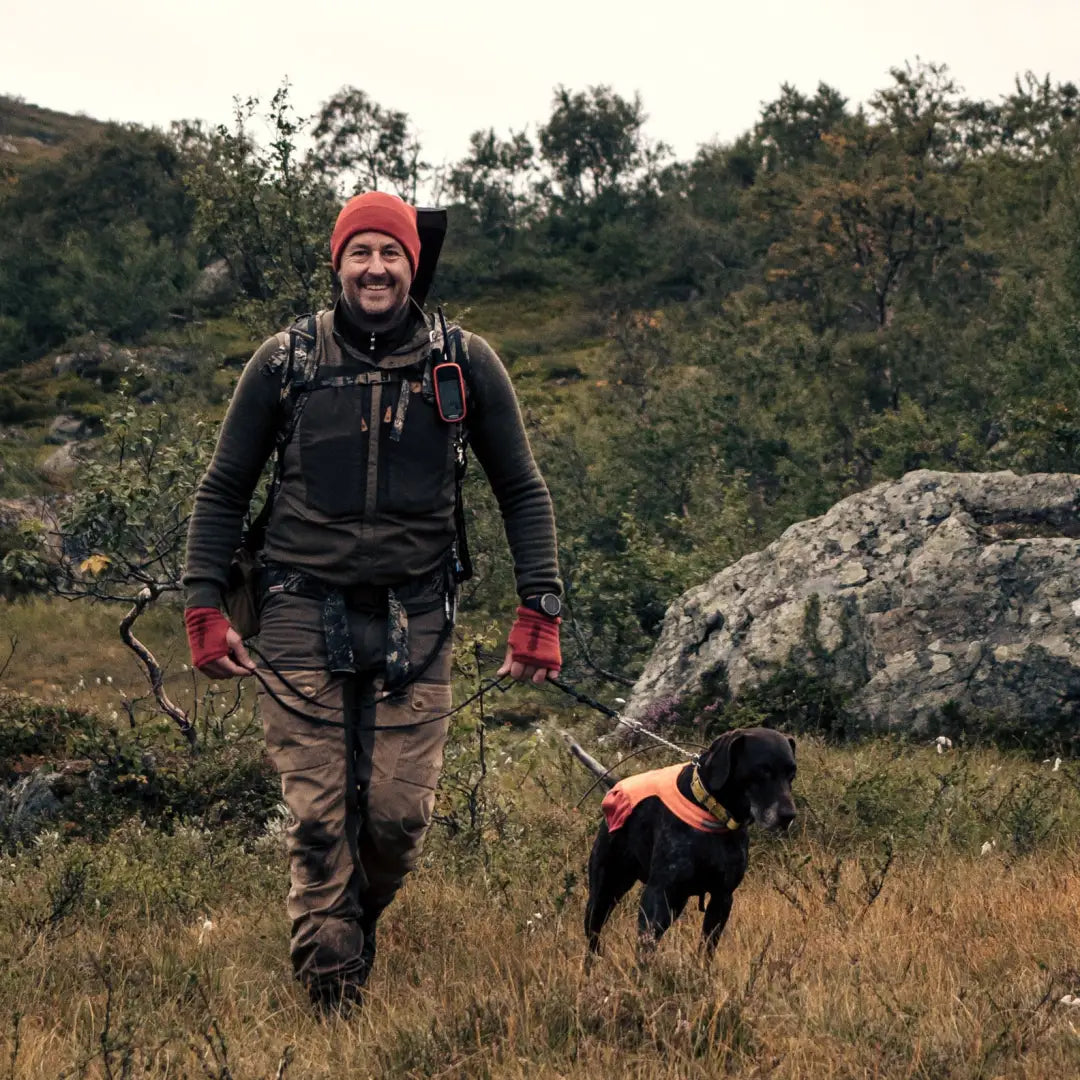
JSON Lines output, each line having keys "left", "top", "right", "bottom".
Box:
{"left": 278, "top": 312, "right": 319, "bottom": 442}
{"left": 433, "top": 311, "right": 474, "bottom": 583}
{"left": 244, "top": 313, "right": 318, "bottom": 548}
{"left": 453, "top": 327, "right": 474, "bottom": 406}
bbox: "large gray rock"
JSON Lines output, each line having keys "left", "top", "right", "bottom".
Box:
{"left": 625, "top": 470, "right": 1080, "bottom": 736}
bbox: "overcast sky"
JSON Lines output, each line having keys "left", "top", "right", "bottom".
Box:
{"left": 3, "top": 0, "right": 1077, "bottom": 169}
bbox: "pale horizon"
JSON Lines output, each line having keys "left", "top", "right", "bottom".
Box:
{"left": 3, "top": 0, "right": 1078, "bottom": 170}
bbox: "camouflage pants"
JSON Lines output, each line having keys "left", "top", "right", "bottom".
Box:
{"left": 255, "top": 592, "right": 452, "bottom": 995}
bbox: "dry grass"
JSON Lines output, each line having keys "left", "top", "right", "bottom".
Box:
{"left": 3, "top": 838, "right": 1079, "bottom": 1078}
{"left": 2, "top": 730, "right": 1080, "bottom": 1078}
{"left": 3, "top": 599, "right": 1080, "bottom": 1076}
{"left": 1, "top": 597, "right": 256, "bottom": 739}
{"left": 2, "top": 597, "right": 184, "bottom": 704}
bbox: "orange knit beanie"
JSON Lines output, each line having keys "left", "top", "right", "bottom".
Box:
{"left": 330, "top": 192, "right": 420, "bottom": 273}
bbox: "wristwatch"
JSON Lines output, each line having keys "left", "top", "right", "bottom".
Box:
{"left": 521, "top": 593, "right": 562, "bottom": 618}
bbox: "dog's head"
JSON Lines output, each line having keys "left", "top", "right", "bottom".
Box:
{"left": 696, "top": 727, "right": 797, "bottom": 831}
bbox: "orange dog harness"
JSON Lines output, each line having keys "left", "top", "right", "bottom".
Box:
{"left": 602, "top": 763, "right": 740, "bottom": 834}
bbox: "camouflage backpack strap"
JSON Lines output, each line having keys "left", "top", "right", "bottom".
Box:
{"left": 279, "top": 312, "right": 320, "bottom": 441}
{"left": 244, "top": 313, "right": 319, "bottom": 550}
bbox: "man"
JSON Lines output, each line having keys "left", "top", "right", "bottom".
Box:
{"left": 182, "top": 191, "right": 562, "bottom": 1011}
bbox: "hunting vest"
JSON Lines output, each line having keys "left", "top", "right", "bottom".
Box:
{"left": 602, "top": 764, "right": 734, "bottom": 835}
{"left": 260, "top": 308, "right": 466, "bottom": 586}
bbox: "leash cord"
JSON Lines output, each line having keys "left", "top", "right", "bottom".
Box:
{"left": 244, "top": 644, "right": 512, "bottom": 731}
{"left": 568, "top": 739, "right": 708, "bottom": 808}
{"left": 546, "top": 674, "right": 696, "bottom": 760}
{"left": 242, "top": 642, "right": 689, "bottom": 763}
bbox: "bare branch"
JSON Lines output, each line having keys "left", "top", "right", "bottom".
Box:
{"left": 566, "top": 615, "right": 636, "bottom": 686}
{"left": 119, "top": 587, "right": 195, "bottom": 747}
{"left": 0, "top": 634, "right": 16, "bottom": 681}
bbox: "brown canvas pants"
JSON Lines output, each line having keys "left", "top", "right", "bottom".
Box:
{"left": 255, "top": 592, "right": 452, "bottom": 996}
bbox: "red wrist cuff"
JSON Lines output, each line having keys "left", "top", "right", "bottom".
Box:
{"left": 184, "top": 607, "right": 231, "bottom": 669}
{"left": 507, "top": 606, "right": 562, "bottom": 672}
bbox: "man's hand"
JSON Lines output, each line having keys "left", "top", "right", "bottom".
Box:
{"left": 499, "top": 606, "right": 562, "bottom": 685}
{"left": 497, "top": 645, "right": 555, "bottom": 685}
{"left": 184, "top": 607, "right": 256, "bottom": 679}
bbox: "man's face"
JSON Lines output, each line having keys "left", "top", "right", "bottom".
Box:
{"left": 338, "top": 231, "right": 413, "bottom": 324}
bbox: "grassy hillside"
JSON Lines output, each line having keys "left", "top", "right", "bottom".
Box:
{"left": 0, "top": 94, "right": 106, "bottom": 168}
{"left": 3, "top": 596, "right": 1080, "bottom": 1077}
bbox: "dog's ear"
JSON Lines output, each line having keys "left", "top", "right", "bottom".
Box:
{"left": 787, "top": 736, "right": 796, "bottom": 758}
{"left": 699, "top": 729, "right": 743, "bottom": 791}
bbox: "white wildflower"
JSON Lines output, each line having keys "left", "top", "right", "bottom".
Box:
{"left": 981, "top": 840, "right": 996, "bottom": 856}
{"left": 106, "top": 676, "right": 113, "bottom": 685}
{"left": 95, "top": 677, "right": 102, "bottom": 685}
{"left": 1060, "top": 994, "right": 1080, "bottom": 1006}
{"left": 198, "top": 917, "right": 215, "bottom": 944}
{"left": 253, "top": 804, "right": 291, "bottom": 854}
{"left": 1054, "top": 758, "right": 1062, "bottom": 772}
{"left": 935, "top": 736, "right": 953, "bottom": 755}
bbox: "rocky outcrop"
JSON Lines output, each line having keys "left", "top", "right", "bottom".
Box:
{"left": 39, "top": 442, "right": 82, "bottom": 485}
{"left": 52, "top": 339, "right": 194, "bottom": 380}
{"left": 624, "top": 471, "right": 1080, "bottom": 737}
{"left": 0, "top": 770, "right": 62, "bottom": 845}
{"left": 190, "top": 257, "right": 238, "bottom": 311}
{"left": 47, "top": 414, "right": 93, "bottom": 443}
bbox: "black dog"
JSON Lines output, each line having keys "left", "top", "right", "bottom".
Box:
{"left": 582, "top": 727, "right": 796, "bottom": 957}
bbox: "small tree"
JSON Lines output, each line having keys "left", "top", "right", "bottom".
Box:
{"left": 3, "top": 405, "right": 222, "bottom": 745}
{"left": 312, "top": 86, "right": 429, "bottom": 201}
{"left": 182, "top": 83, "right": 338, "bottom": 333}
{"left": 538, "top": 84, "right": 669, "bottom": 227}
{"left": 448, "top": 127, "right": 539, "bottom": 242}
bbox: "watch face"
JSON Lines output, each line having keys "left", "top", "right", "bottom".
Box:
{"left": 540, "top": 593, "right": 561, "bottom": 617}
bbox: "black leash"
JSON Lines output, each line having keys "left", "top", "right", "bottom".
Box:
{"left": 543, "top": 671, "right": 698, "bottom": 761}
{"left": 546, "top": 675, "right": 619, "bottom": 718}
{"left": 470, "top": 647, "right": 696, "bottom": 759}
{"left": 246, "top": 643, "right": 512, "bottom": 732}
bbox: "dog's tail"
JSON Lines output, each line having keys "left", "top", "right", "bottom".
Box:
{"left": 560, "top": 730, "right": 619, "bottom": 791}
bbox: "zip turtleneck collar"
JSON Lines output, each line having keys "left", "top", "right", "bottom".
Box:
{"left": 334, "top": 300, "right": 422, "bottom": 361}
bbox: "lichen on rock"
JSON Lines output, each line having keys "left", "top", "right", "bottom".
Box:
{"left": 624, "top": 470, "right": 1080, "bottom": 743}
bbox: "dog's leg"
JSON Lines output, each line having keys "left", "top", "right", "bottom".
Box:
{"left": 637, "top": 884, "right": 688, "bottom": 959}
{"left": 585, "top": 859, "right": 637, "bottom": 958}
{"left": 701, "top": 892, "right": 734, "bottom": 956}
